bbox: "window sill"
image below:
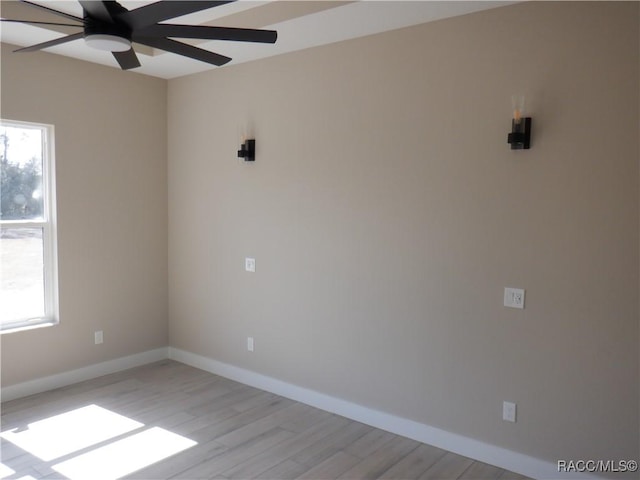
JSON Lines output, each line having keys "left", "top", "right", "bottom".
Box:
{"left": 0, "top": 320, "right": 58, "bottom": 335}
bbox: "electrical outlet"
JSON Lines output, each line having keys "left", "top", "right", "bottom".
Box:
{"left": 94, "top": 330, "right": 103, "bottom": 345}
{"left": 503, "top": 401, "right": 517, "bottom": 422}
{"left": 245, "top": 257, "right": 256, "bottom": 273}
{"left": 247, "top": 337, "right": 254, "bottom": 352}
{"left": 504, "top": 287, "right": 525, "bottom": 309}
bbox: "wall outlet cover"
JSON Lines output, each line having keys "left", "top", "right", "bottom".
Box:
{"left": 245, "top": 257, "right": 256, "bottom": 273}
{"left": 503, "top": 401, "right": 517, "bottom": 422}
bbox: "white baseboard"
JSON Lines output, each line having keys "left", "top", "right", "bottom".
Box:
{"left": 1, "top": 347, "right": 169, "bottom": 402}
{"left": 168, "top": 347, "right": 601, "bottom": 480}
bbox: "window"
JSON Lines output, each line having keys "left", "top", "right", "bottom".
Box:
{"left": 0, "top": 120, "right": 58, "bottom": 332}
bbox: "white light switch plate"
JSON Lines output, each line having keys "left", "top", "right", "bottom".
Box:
{"left": 245, "top": 257, "right": 256, "bottom": 272}
{"left": 504, "top": 287, "right": 525, "bottom": 309}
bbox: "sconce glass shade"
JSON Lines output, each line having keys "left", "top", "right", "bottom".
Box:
{"left": 511, "top": 94, "right": 526, "bottom": 124}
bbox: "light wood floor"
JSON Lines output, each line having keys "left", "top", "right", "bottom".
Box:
{"left": 1, "top": 360, "right": 531, "bottom": 480}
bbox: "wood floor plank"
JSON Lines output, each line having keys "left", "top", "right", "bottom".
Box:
{"left": 168, "top": 391, "right": 291, "bottom": 439}
{"left": 8, "top": 466, "right": 43, "bottom": 478}
{"left": 160, "top": 381, "right": 247, "bottom": 417}
{"left": 498, "top": 469, "right": 532, "bottom": 480}
{"left": 1, "top": 451, "right": 41, "bottom": 473}
{"left": 32, "top": 458, "right": 65, "bottom": 478}
{"left": 458, "top": 461, "right": 505, "bottom": 479}
{"left": 278, "top": 405, "right": 334, "bottom": 433}
{"left": 0, "top": 438, "right": 29, "bottom": 461}
{"left": 187, "top": 397, "right": 296, "bottom": 443}
{"left": 186, "top": 385, "right": 265, "bottom": 417}
{"left": 148, "top": 410, "right": 196, "bottom": 430}
{"left": 419, "top": 452, "right": 474, "bottom": 479}
{"left": 215, "top": 403, "right": 312, "bottom": 447}
{"left": 296, "top": 451, "right": 362, "bottom": 480}
{"left": 116, "top": 390, "right": 193, "bottom": 420}
{"left": 255, "top": 459, "right": 311, "bottom": 479}
{"left": 337, "top": 436, "right": 420, "bottom": 479}
{"left": 232, "top": 391, "right": 280, "bottom": 413}
{"left": 173, "top": 427, "right": 295, "bottom": 479}
{"left": 377, "top": 443, "right": 447, "bottom": 479}
{"left": 291, "top": 421, "right": 373, "bottom": 468}
{"left": 171, "top": 405, "right": 247, "bottom": 436}
{"left": 222, "top": 415, "right": 351, "bottom": 479}
{"left": 124, "top": 439, "right": 229, "bottom": 479}
{"left": 344, "top": 428, "right": 398, "bottom": 459}
{"left": 92, "top": 380, "right": 176, "bottom": 412}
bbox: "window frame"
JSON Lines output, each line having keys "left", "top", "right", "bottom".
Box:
{"left": 0, "top": 119, "right": 59, "bottom": 333}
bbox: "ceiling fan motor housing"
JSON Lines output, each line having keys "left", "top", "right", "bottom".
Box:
{"left": 84, "top": 17, "right": 132, "bottom": 43}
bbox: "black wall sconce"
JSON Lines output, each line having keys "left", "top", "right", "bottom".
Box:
{"left": 237, "top": 139, "right": 255, "bottom": 161}
{"left": 507, "top": 94, "right": 531, "bottom": 150}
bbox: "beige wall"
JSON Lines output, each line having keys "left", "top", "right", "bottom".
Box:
{"left": 1, "top": 43, "right": 168, "bottom": 385}
{"left": 168, "top": 1, "right": 639, "bottom": 467}
{"left": 1, "top": 0, "right": 637, "bottom": 471}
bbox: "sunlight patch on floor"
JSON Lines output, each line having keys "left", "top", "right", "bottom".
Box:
{"left": 0, "top": 405, "right": 142, "bottom": 462}
{"left": 1, "top": 404, "right": 199, "bottom": 478}
{"left": 0, "top": 462, "right": 15, "bottom": 478}
{"left": 52, "top": 426, "right": 197, "bottom": 479}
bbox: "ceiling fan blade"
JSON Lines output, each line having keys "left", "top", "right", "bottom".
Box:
{"left": 19, "top": 0, "right": 83, "bottom": 23}
{"left": 137, "top": 24, "right": 277, "bottom": 44}
{"left": 135, "top": 36, "right": 231, "bottom": 66}
{"left": 78, "top": 1, "right": 112, "bottom": 23}
{"left": 117, "top": 1, "right": 233, "bottom": 30}
{"left": 0, "top": 19, "right": 83, "bottom": 27}
{"left": 14, "top": 31, "right": 84, "bottom": 52}
{"left": 112, "top": 49, "right": 140, "bottom": 70}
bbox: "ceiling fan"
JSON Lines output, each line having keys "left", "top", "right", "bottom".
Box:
{"left": 1, "top": 0, "right": 278, "bottom": 70}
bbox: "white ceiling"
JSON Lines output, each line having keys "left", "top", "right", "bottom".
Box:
{"left": 0, "top": 1, "right": 514, "bottom": 79}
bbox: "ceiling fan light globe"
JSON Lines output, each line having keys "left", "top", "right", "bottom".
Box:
{"left": 85, "top": 34, "right": 131, "bottom": 52}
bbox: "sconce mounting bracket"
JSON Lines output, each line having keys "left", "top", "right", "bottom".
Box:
{"left": 507, "top": 117, "right": 532, "bottom": 150}
{"left": 237, "top": 139, "right": 255, "bottom": 161}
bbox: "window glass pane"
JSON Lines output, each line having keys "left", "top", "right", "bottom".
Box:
{"left": 0, "top": 228, "right": 45, "bottom": 323}
{"left": 0, "top": 125, "right": 44, "bottom": 221}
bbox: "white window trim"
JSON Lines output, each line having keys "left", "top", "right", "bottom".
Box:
{"left": 0, "top": 119, "right": 59, "bottom": 333}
